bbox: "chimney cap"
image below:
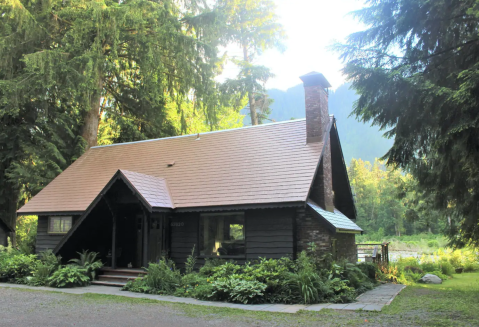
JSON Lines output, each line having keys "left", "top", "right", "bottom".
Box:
{"left": 300, "top": 72, "right": 332, "bottom": 88}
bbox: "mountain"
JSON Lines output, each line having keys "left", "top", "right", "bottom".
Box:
{"left": 242, "top": 83, "right": 394, "bottom": 164}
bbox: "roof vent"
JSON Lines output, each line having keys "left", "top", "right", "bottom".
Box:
{"left": 167, "top": 161, "right": 175, "bottom": 167}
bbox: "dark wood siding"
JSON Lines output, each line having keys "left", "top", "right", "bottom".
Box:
{"left": 169, "top": 213, "right": 198, "bottom": 268}
{"left": 36, "top": 215, "right": 79, "bottom": 253}
{"left": 245, "top": 208, "right": 294, "bottom": 259}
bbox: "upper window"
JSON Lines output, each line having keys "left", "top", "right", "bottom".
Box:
{"left": 48, "top": 216, "right": 72, "bottom": 234}
{"left": 200, "top": 213, "right": 245, "bottom": 257}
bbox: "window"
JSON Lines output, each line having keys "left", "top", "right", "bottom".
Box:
{"left": 48, "top": 216, "right": 72, "bottom": 234}
{"left": 200, "top": 213, "right": 245, "bottom": 257}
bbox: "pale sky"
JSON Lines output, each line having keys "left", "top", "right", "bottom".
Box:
{"left": 219, "top": 0, "right": 366, "bottom": 91}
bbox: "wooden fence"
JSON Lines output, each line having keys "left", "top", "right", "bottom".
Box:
{"left": 356, "top": 242, "right": 390, "bottom": 264}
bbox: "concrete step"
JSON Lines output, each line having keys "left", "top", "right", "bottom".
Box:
{"left": 98, "top": 275, "right": 141, "bottom": 283}
{"left": 91, "top": 280, "right": 127, "bottom": 287}
{"left": 100, "top": 268, "right": 147, "bottom": 277}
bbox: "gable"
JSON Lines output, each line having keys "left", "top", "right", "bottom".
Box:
{"left": 330, "top": 122, "right": 357, "bottom": 220}
{"left": 308, "top": 119, "right": 357, "bottom": 220}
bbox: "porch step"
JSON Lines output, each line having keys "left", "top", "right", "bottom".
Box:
{"left": 95, "top": 267, "right": 147, "bottom": 287}
{"left": 98, "top": 274, "right": 142, "bottom": 283}
{"left": 91, "top": 280, "right": 127, "bottom": 287}
{"left": 100, "top": 267, "right": 147, "bottom": 277}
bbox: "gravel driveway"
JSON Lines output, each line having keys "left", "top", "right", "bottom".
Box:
{"left": 0, "top": 288, "right": 257, "bottom": 327}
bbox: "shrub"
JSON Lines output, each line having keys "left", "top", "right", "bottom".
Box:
{"left": 211, "top": 278, "right": 267, "bottom": 304}
{"left": 464, "top": 262, "right": 479, "bottom": 272}
{"left": 0, "top": 253, "right": 37, "bottom": 279}
{"left": 192, "top": 283, "right": 215, "bottom": 300}
{"left": 48, "top": 266, "right": 90, "bottom": 288}
{"left": 285, "top": 270, "right": 325, "bottom": 304}
{"left": 198, "top": 258, "right": 226, "bottom": 277}
{"left": 440, "top": 261, "right": 455, "bottom": 276}
{"left": 122, "top": 278, "right": 151, "bottom": 293}
{"left": 404, "top": 266, "right": 424, "bottom": 274}
{"left": 143, "top": 259, "right": 181, "bottom": 294}
{"left": 210, "top": 261, "right": 241, "bottom": 279}
{"left": 184, "top": 246, "right": 197, "bottom": 274}
{"left": 420, "top": 262, "right": 439, "bottom": 273}
{"left": 69, "top": 250, "right": 103, "bottom": 280}
{"left": 428, "top": 240, "right": 439, "bottom": 248}
{"left": 357, "top": 262, "right": 376, "bottom": 280}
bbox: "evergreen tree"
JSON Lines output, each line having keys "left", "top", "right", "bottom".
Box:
{"left": 219, "top": 0, "right": 285, "bottom": 125}
{"left": 336, "top": 0, "right": 479, "bottom": 246}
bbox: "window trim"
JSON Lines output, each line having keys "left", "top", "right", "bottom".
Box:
{"left": 199, "top": 212, "right": 246, "bottom": 259}
{"left": 48, "top": 216, "right": 73, "bottom": 235}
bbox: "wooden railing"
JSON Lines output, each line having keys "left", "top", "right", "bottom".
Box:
{"left": 356, "top": 242, "right": 390, "bottom": 264}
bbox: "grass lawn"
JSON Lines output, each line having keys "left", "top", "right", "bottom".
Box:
{"left": 4, "top": 272, "right": 479, "bottom": 326}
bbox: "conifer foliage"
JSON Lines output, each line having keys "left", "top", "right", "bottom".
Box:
{"left": 337, "top": 0, "right": 479, "bottom": 246}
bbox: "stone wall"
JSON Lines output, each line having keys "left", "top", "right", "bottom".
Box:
{"left": 334, "top": 233, "right": 358, "bottom": 262}
{"left": 295, "top": 207, "right": 332, "bottom": 256}
{"left": 295, "top": 207, "right": 358, "bottom": 262}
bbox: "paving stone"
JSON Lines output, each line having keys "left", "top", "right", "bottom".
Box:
{"left": 325, "top": 303, "right": 349, "bottom": 310}
{"left": 304, "top": 304, "right": 330, "bottom": 312}
{"left": 363, "top": 304, "right": 384, "bottom": 311}
{"left": 281, "top": 305, "right": 307, "bottom": 313}
{"left": 342, "top": 303, "right": 367, "bottom": 311}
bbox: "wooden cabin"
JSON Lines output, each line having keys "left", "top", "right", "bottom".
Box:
{"left": 17, "top": 72, "right": 362, "bottom": 269}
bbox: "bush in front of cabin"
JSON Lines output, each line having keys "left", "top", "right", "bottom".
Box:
{"left": 0, "top": 250, "right": 37, "bottom": 280}
{"left": 48, "top": 266, "right": 90, "bottom": 288}
{"left": 69, "top": 250, "right": 103, "bottom": 280}
{"left": 211, "top": 278, "right": 267, "bottom": 304}
{"left": 26, "top": 250, "right": 62, "bottom": 286}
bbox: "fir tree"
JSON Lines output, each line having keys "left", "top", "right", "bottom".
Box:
{"left": 336, "top": 0, "right": 479, "bottom": 246}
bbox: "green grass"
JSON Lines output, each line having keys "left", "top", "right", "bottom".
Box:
{"left": 4, "top": 273, "right": 479, "bottom": 326}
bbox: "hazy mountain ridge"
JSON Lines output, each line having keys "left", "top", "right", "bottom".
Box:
{"left": 245, "top": 83, "right": 394, "bottom": 164}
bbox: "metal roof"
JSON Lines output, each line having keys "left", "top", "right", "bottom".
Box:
{"left": 307, "top": 199, "right": 363, "bottom": 232}
{"left": 18, "top": 119, "right": 327, "bottom": 214}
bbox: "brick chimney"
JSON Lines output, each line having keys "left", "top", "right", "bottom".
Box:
{"left": 300, "top": 72, "right": 332, "bottom": 143}
{"left": 300, "top": 72, "right": 334, "bottom": 212}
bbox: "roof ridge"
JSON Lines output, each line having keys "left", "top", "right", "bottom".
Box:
{"left": 120, "top": 169, "right": 166, "bottom": 180}
{"left": 91, "top": 118, "right": 306, "bottom": 149}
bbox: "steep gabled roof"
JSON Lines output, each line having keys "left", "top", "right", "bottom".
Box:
{"left": 18, "top": 119, "right": 327, "bottom": 214}
{"left": 307, "top": 199, "right": 362, "bottom": 233}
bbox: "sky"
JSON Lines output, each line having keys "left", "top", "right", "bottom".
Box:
{"left": 219, "top": 0, "right": 367, "bottom": 91}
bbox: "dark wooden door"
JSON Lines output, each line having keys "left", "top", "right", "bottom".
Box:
{"left": 135, "top": 214, "right": 143, "bottom": 268}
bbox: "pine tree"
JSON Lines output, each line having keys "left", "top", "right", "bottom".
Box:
{"left": 218, "top": 0, "right": 285, "bottom": 125}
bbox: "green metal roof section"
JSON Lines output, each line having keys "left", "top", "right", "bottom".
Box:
{"left": 307, "top": 199, "right": 363, "bottom": 233}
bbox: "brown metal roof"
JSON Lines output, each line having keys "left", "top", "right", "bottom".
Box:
{"left": 119, "top": 170, "right": 173, "bottom": 208}
{"left": 18, "top": 119, "right": 327, "bottom": 214}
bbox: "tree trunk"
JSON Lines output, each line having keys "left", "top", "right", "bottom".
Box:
{"left": 249, "top": 92, "right": 258, "bottom": 125}
{"left": 81, "top": 79, "right": 103, "bottom": 149}
{"left": 243, "top": 45, "right": 258, "bottom": 126}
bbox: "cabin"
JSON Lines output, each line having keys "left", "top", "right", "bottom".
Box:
{"left": 17, "top": 72, "right": 362, "bottom": 271}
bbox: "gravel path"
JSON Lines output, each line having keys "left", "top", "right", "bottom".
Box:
{"left": 0, "top": 288, "right": 254, "bottom": 327}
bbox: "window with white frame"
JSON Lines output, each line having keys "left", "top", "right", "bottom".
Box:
{"left": 48, "top": 216, "right": 72, "bottom": 234}
{"left": 199, "top": 212, "right": 245, "bottom": 257}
